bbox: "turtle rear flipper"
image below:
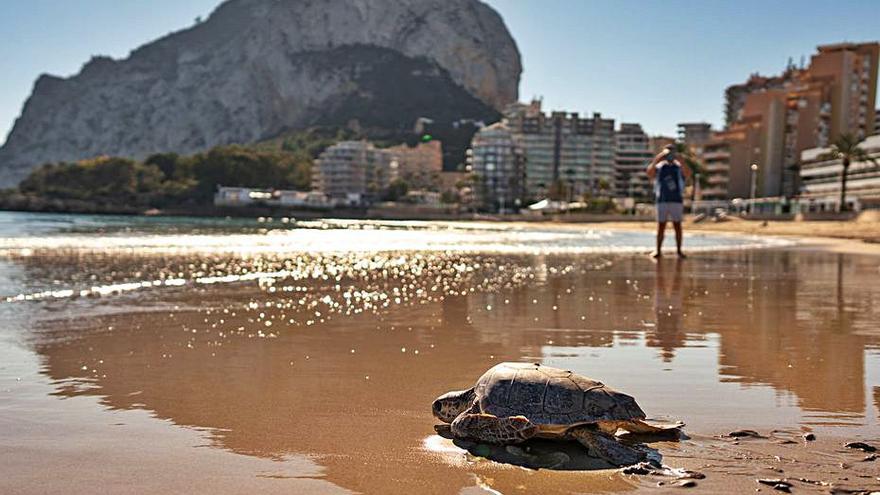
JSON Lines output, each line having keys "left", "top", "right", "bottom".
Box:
{"left": 618, "top": 419, "right": 684, "bottom": 436}
{"left": 568, "top": 427, "right": 645, "bottom": 467}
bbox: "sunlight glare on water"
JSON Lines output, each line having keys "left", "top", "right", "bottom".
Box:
{"left": 0, "top": 213, "right": 790, "bottom": 256}
{"left": 0, "top": 213, "right": 791, "bottom": 303}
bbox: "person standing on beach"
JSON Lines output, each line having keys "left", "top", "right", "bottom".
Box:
{"left": 646, "top": 145, "right": 691, "bottom": 258}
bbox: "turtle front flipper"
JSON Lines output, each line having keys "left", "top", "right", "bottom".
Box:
{"left": 568, "top": 427, "right": 646, "bottom": 467}
{"left": 450, "top": 413, "right": 537, "bottom": 444}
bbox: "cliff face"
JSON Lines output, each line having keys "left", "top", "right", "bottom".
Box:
{"left": 0, "top": 0, "right": 521, "bottom": 187}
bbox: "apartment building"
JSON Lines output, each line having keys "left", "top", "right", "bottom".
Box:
{"left": 468, "top": 122, "right": 526, "bottom": 211}
{"left": 699, "top": 138, "right": 730, "bottom": 201}
{"left": 722, "top": 42, "right": 879, "bottom": 198}
{"left": 650, "top": 136, "right": 676, "bottom": 155}
{"left": 875, "top": 108, "right": 880, "bottom": 135}
{"left": 312, "top": 141, "right": 395, "bottom": 205}
{"left": 386, "top": 140, "right": 443, "bottom": 190}
{"left": 725, "top": 69, "right": 799, "bottom": 128}
{"left": 677, "top": 123, "right": 713, "bottom": 152}
{"left": 614, "top": 123, "right": 654, "bottom": 200}
{"left": 700, "top": 123, "right": 764, "bottom": 200}
{"left": 506, "top": 100, "right": 616, "bottom": 199}
{"left": 810, "top": 42, "right": 879, "bottom": 140}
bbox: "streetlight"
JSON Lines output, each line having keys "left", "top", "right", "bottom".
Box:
{"left": 749, "top": 163, "right": 759, "bottom": 215}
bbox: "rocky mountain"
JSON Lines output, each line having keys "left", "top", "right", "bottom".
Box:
{"left": 0, "top": 0, "right": 521, "bottom": 187}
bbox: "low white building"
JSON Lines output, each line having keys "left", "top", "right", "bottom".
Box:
{"left": 401, "top": 190, "right": 442, "bottom": 206}
{"left": 799, "top": 134, "right": 880, "bottom": 210}
{"left": 214, "top": 187, "right": 271, "bottom": 207}
{"left": 214, "top": 186, "right": 332, "bottom": 209}
{"left": 278, "top": 190, "right": 333, "bottom": 209}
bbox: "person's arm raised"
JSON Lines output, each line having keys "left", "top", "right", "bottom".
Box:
{"left": 646, "top": 151, "right": 665, "bottom": 180}
{"left": 678, "top": 159, "right": 693, "bottom": 180}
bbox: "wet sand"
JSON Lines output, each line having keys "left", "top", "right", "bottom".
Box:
{"left": 593, "top": 217, "right": 880, "bottom": 246}
{"left": 1, "top": 225, "right": 880, "bottom": 493}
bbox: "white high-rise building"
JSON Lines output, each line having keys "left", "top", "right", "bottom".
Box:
{"left": 313, "top": 141, "right": 396, "bottom": 205}
{"left": 469, "top": 122, "right": 525, "bottom": 211}
{"left": 506, "top": 100, "right": 616, "bottom": 199}
{"left": 799, "top": 133, "right": 880, "bottom": 210}
{"left": 614, "top": 123, "right": 654, "bottom": 200}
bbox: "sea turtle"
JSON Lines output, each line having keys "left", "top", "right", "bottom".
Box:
{"left": 431, "top": 362, "right": 682, "bottom": 466}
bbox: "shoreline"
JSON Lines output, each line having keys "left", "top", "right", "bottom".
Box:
{"left": 591, "top": 220, "right": 880, "bottom": 256}
{"left": 3, "top": 208, "right": 880, "bottom": 257}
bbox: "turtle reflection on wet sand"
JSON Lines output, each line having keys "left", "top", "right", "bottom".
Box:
{"left": 432, "top": 362, "right": 682, "bottom": 467}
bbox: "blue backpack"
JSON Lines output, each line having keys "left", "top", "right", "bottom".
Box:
{"left": 655, "top": 161, "right": 684, "bottom": 203}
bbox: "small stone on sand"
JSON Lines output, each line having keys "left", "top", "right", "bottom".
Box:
{"left": 728, "top": 429, "right": 763, "bottom": 438}
{"left": 844, "top": 442, "right": 876, "bottom": 452}
{"left": 757, "top": 479, "right": 793, "bottom": 492}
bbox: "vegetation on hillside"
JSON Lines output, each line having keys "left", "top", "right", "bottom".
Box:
{"left": 6, "top": 135, "right": 325, "bottom": 212}
{"left": 19, "top": 157, "right": 164, "bottom": 206}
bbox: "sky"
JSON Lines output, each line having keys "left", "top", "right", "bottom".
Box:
{"left": 1, "top": 0, "right": 878, "bottom": 146}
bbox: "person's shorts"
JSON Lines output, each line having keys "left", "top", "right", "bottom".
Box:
{"left": 656, "top": 202, "right": 684, "bottom": 223}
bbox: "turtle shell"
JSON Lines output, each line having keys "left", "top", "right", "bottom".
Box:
{"left": 473, "top": 362, "right": 646, "bottom": 427}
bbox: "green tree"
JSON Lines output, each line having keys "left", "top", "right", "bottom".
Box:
{"left": 383, "top": 179, "right": 409, "bottom": 201}
{"left": 819, "top": 133, "right": 878, "bottom": 212}
{"left": 440, "top": 190, "right": 459, "bottom": 204}
{"left": 144, "top": 152, "right": 181, "bottom": 181}
{"left": 19, "top": 156, "right": 163, "bottom": 206}
{"left": 189, "top": 146, "right": 308, "bottom": 200}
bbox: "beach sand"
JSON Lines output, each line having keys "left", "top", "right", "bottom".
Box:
{"left": 598, "top": 217, "right": 880, "bottom": 245}
{"left": 1, "top": 228, "right": 880, "bottom": 494}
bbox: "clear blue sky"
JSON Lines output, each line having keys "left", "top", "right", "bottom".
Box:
{"left": 1, "top": 0, "right": 878, "bottom": 146}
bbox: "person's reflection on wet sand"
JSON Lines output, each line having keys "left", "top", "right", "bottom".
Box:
{"left": 649, "top": 258, "right": 685, "bottom": 362}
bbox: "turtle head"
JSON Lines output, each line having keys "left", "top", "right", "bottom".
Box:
{"left": 432, "top": 388, "right": 476, "bottom": 423}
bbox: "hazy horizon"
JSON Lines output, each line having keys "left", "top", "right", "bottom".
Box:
{"left": 1, "top": 0, "right": 878, "bottom": 147}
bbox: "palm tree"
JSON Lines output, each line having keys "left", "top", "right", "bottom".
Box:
{"left": 820, "top": 133, "right": 878, "bottom": 212}
{"left": 673, "top": 142, "right": 707, "bottom": 189}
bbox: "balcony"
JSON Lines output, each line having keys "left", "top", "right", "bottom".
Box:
{"left": 701, "top": 186, "right": 727, "bottom": 194}
{"left": 705, "top": 163, "right": 729, "bottom": 174}
{"left": 701, "top": 150, "right": 730, "bottom": 161}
